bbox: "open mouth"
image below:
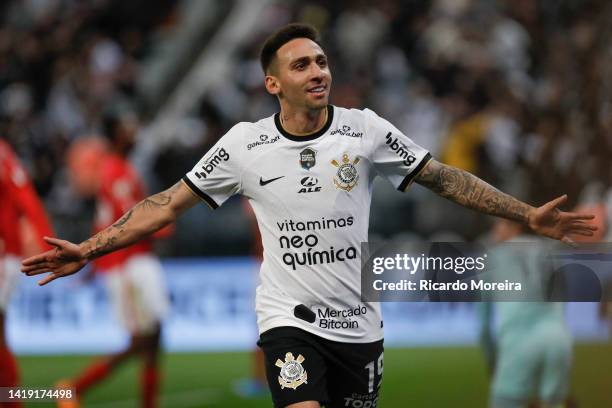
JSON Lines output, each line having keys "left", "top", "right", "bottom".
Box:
{"left": 307, "top": 84, "right": 327, "bottom": 96}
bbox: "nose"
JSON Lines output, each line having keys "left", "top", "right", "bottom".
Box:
{"left": 308, "top": 62, "right": 325, "bottom": 80}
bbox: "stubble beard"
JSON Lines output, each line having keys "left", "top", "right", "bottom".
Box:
{"left": 305, "top": 94, "right": 328, "bottom": 111}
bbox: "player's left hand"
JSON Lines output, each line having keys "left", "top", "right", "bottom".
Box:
{"left": 527, "top": 195, "right": 597, "bottom": 245}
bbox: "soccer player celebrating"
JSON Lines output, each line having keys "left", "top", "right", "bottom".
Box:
{"left": 0, "top": 139, "right": 54, "bottom": 404}
{"left": 58, "top": 111, "right": 170, "bottom": 408}
{"left": 22, "top": 24, "right": 596, "bottom": 408}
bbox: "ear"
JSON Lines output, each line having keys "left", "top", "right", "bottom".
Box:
{"left": 265, "top": 75, "right": 281, "bottom": 96}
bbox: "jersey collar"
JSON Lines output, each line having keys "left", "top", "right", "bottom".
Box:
{"left": 274, "top": 105, "right": 334, "bottom": 142}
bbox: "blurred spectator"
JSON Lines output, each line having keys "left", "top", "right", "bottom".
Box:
{"left": 1, "top": 0, "right": 611, "bottom": 252}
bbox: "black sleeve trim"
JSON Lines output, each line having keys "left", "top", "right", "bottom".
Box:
{"left": 181, "top": 176, "right": 219, "bottom": 209}
{"left": 398, "top": 153, "right": 433, "bottom": 192}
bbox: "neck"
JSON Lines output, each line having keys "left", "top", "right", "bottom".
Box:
{"left": 279, "top": 104, "right": 328, "bottom": 136}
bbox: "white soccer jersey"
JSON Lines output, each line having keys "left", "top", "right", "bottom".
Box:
{"left": 183, "top": 105, "right": 431, "bottom": 342}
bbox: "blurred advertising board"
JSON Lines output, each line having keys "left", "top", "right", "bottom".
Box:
{"left": 7, "top": 258, "right": 609, "bottom": 354}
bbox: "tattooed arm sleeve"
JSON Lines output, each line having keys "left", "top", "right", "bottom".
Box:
{"left": 414, "top": 159, "right": 534, "bottom": 223}
{"left": 80, "top": 181, "right": 198, "bottom": 261}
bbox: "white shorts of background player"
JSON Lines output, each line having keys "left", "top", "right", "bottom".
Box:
{"left": 103, "top": 254, "right": 169, "bottom": 335}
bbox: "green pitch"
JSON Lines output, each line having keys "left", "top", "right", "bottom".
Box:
{"left": 18, "top": 342, "right": 611, "bottom": 407}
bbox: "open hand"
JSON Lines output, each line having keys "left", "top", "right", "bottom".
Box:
{"left": 527, "top": 195, "right": 597, "bottom": 244}
{"left": 21, "top": 237, "right": 88, "bottom": 286}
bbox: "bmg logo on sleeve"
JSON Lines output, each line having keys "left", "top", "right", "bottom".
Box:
{"left": 384, "top": 132, "right": 416, "bottom": 166}
{"left": 195, "top": 147, "right": 229, "bottom": 179}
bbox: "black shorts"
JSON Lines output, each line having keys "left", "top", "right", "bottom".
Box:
{"left": 258, "top": 327, "right": 384, "bottom": 408}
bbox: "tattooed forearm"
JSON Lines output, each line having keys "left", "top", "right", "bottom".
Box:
{"left": 137, "top": 182, "right": 182, "bottom": 211}
{"left": 79, "top": 182, "right": 187, "bottom": 261}
{"left": 415, "top": 160, "right": 533, "bottom": 223}
{"left": 112, "top": 209, "right": 133, "bottom": 230}
{"left": 140, "top": 192, "right": 172, "bottom": 210}
{"left": 81, "top": 232, "right": 119, "bottom": 260}
{"left": 111, "top": 183, "right": 181, "bottom": 232}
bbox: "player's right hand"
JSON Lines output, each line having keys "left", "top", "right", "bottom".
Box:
{"left": 21, "top": 236, "right": 88, "bottom": 286}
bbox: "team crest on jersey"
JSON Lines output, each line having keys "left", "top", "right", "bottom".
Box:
{"left": 276, "top": 352, "right": 308, "bottom": 390}
{"left": 331, "top": 153, "right": 360, "bottom": 192}
{"left": 300, "top": 148, "right": 317, "bottom": 170}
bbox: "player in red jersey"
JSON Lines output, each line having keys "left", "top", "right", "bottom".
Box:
{"left": 0, "top": 139, "right": 54, "bottom": 406}
{"left": 58, "top": 111, "right": 170, "bottom": 408}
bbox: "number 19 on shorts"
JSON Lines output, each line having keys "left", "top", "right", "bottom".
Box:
{"left": 364, "top": 352, "right": 383, "bottom": 393}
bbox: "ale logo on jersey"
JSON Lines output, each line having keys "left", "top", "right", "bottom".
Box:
{"left": 331, "top": 153, "right": 360, "bottom": 192}
{"left": 276, "top": 352, "right": 308, "bottom": 390}
{"left": 300, "top": 148, "right": 317, "bottom": 170}
{"left": 298, "top": 176, "right": 321, "bottom": 193}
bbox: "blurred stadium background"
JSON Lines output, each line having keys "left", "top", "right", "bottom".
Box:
{"left": 1, "top": 0, "right": 611, "bottom": 406}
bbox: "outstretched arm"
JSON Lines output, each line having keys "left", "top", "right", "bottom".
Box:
{"left": 414, "top": 159, "right": 596, "bottom": 243}
{"left": 22, "top": 181, "right": 199, "bottom": 285}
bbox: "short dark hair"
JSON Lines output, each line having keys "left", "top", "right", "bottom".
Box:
{"left": 260, "top": 23, "right": 320, "bottom": 74}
